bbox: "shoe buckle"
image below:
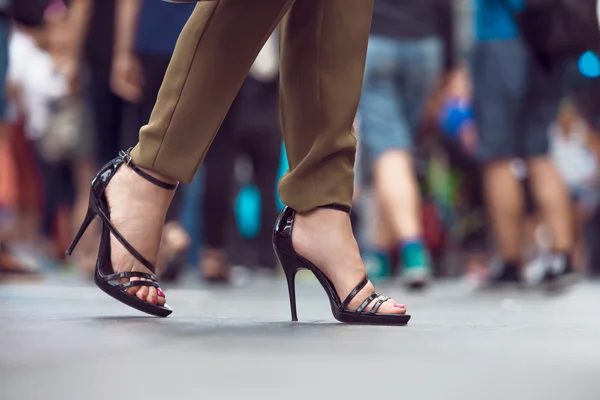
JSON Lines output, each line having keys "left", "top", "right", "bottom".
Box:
{"left": 119, "top": 148, "right": 133, "bottom": 165}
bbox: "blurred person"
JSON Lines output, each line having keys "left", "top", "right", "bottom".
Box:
{"left": 569, "top": 72, "right": 600, "bottom": 277}
{"left": 64, "top": 0, "right": 130, "bottom": 166}
{"left": 111, "top": 0, "right": 195, "bottom": 281}
{"left": 549, "top": 100, "right": 600, "bottom": 273}
{"left": 0, "top": 0, "right": 37, "bottom": 277}
{"left": 200, "top": 34, "right": 281, "bottom": 283}
{"left": 47, "top": 0, "right": 99, "bottom": 270}
{"left": 0, "top": 0, "right": 8, "bottom": 140}
{"left": 473, "top": 0, "right": 575, "bottom": 287}
{"left": 66, "top": 0, "right": 411, "bottom": 325}
{"left": 437, "top": 69, "right": 490, "bottom": 284}
{"left": 0, "top": 0, "right": 13, "bottom": 269}
{"left": 8, "top": 0, "right": 96, "bottom": 267}
{"left": 358, "top": 0, "right": 457, "bottom": 288}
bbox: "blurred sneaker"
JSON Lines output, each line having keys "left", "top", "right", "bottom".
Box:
{"left": 486, "top": 259, "right": 523, "bottom": 288}
{"left": 541, "top": 253, "right": 579, "bottom": 291}
{"left": 400, "top": 240, "right": 431, "bottom": 289}
{"left": 0, "top": 243, "right": 41, "bottom": 282}
{"left": 363, "top": 249, "right": 391, "bottom": 281}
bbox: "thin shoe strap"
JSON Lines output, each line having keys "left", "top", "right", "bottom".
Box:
{"left": 96, "top": 206, "right": 158, "bottom": 274}
{"left": 340, "top": 276, "right": 369, "bottom": 311}
{"left": 117, "top": 280, "right": 160, "bottom": 290}
{"left": 119, "top": 149, "right": 179, "bottom": 190}
{"left": 369, "top": 296, "right": 390, "bottom": 315}
{"left": 103, "top": 271, "right": 157, "bottom": 282}
{"left": 356, "top": 293, "right": 379, "bottom": 314}
{"left": 319, "top": 204, "right": 352, "bottom": 214}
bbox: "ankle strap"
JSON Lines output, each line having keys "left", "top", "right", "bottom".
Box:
{"left": 319, "top": 204, "right": 352, "bottom": 214}
{"left": 119, "top": 149, "right": 179, "bottom": 190}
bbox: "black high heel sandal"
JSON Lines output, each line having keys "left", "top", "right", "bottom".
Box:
{"left": 66, "top": 149, "right": 177, "bottom": 317}
{"left": 273, "top": 205, "right": 411, "bottom": 325}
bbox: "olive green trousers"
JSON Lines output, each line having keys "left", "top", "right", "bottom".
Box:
{"left": 131, "top": 0, "right": 374, "bottom": 211}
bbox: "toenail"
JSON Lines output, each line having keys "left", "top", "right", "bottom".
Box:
{"left": 151, "top": 298, "right": 157, "bottom": 304}
{"left": 157, "top": 288, "right": 165, "bottom": 297}
{"left": 394, "top": 304, "right": 406, "bottom": 308}
{"left": 142, "top": 295, "right": 147, "bottom": 300}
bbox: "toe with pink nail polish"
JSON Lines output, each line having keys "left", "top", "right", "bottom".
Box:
{"left": 394, "top": 304, "right": 406, "bottom": 309}
{"left": 157, "top": 288, "right": 165, "bottom": 298}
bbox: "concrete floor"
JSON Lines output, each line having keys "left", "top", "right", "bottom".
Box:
{"left": 1, "top": 275, "right": 599, "bottom": 400}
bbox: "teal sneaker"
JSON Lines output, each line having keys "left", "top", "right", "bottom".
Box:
{"left": 363, "top": 250, "right": 391, "bottom": 281}
{"left": 400, "top": 241, "right": 432, "bottom": 289}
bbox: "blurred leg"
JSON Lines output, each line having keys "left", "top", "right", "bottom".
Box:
{"left": 473, "top": 40, "right": 527, "bottom": 272}
{"left": 89, "top": 71, "right": 124, "bottom": 167}
{"left": 528, "top": 158, "right": 574, "bottom": 252}
{"left": 572, "top": 200, "right": 589, "bottom": 272}
{"left": 374, "top": 152, "right": 422, "bottom": 238}
{"left": 396, "top": 37, "right": 442, "bottom": 244}
{"left": 246, "top": 127, "right": 280, "bottom": 269}
{"left": 484, "top": 160, "right": 525, "bottom": 261}
{"left": 359, "top": 37, "right": 419, "bottom": 241}
{"left": 200, "top": 114, "right": 237, "bottom": 280}
{"left": 363, "top": 203, "right": 395, "bottom": 280}
{"left": 359, "top": 37, "right": 440, "bottom": 284}
{"left": 70, "top": 156, "right": 98, "bottom": 274}
{"left": 523, "top": 60, "right": 574, "bottom": 256}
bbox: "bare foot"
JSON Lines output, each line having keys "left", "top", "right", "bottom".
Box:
{"left": 105, "top": 165, "right": 176, "bottom": 306}
{"left": 292, "top": 208, "right": 407, "bottom": 315}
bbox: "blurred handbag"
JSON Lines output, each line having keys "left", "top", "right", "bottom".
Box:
{"left": 39, "top": 97, "right": 85, "bottom": 163}
{"left": 503, "top": 0, "right": 600, "bottom": 71}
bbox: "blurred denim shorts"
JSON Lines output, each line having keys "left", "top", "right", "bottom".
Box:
{"left": 472, "top": 38, "right": 568, "bottom": 161}
{"left": 358, "top": 36, "right": 441, "bottom": 172}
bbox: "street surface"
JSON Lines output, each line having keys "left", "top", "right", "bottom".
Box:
{"left": 1, "top": 273, "right": 599, "bottom": 400}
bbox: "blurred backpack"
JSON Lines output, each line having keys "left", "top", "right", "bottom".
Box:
{"left": 41, "top": 97, "right": 87, "bottom": 163}
{"left": 503, "top": 0, "right": 600, "bottom": 71}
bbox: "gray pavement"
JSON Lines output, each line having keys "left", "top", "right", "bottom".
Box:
{"left": 1, "top": 274, "right": 599, "bottom": 400}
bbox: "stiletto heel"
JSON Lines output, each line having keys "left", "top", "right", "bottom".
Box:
{"left": 66, "top": 200, "right": 96, "bottom": 256}
{"left": 66, "top": 148, "right": 179, "bottom": 317}
{"left": 279, "top": 251, "right": 299, "bottom": 321}
{"left": 273, "top": 205, "right": 410, "bottom": 325}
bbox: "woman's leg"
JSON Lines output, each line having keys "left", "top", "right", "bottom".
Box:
{"left": 107, "top": 0, "right": 293, "bottom": 305}
{"left": 278, "top": 0, "right": 406, "bottom": 314}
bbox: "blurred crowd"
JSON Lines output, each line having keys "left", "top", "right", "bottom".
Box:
{"left": 1, "top": 0, "right": 600, "bottom": 291}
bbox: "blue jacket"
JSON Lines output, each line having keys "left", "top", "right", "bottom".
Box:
{"left": 475, "top": 0, "right": 525, "bottom": 41}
